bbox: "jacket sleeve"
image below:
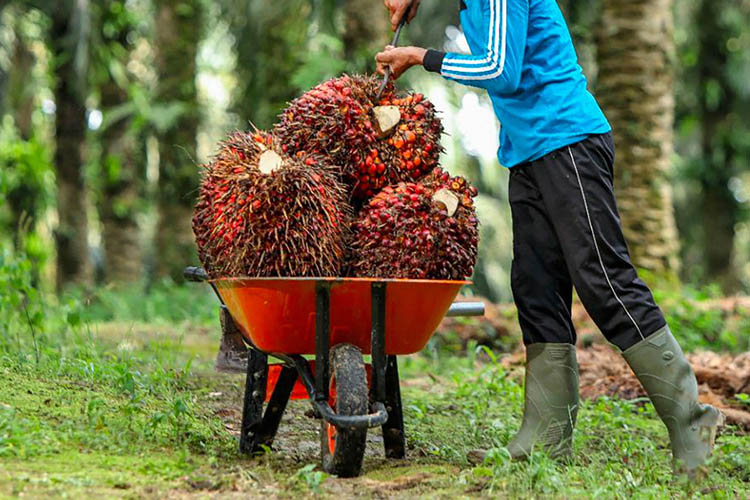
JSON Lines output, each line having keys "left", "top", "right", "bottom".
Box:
{"left": 423, "top": 0, "right": 528, "bottom": 95}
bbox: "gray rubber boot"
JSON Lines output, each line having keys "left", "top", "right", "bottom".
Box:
{"left": 215, "top": 306, "right": 249, "bottom": 374}
{"left": 507, "top": 343, "right": 579, "bottom": 460}
{"left": 623, "top": 326, "right": 724, "bottom": 476}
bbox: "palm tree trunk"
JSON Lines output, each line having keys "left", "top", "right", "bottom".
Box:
{"left": 51, "top": 0, "right": 91, "bottom": 291}
{"left": 96, "top": 2, "right": 143, "bottom": 283}
{"left": 99, "top": 87, "right": 143, "bottom": 283}
{"left": 596, "top": 0, "right": 680, "bottom": 276}
{"left": 152, "top": 0, "right": 203, "bottom": 281}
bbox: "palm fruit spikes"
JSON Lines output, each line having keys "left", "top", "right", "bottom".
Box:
{"left": 348, "top": 168, "right": 479, "bottom": 280}
{"left": 192, "top": 130, "right": 351, "bottom": 278}
{"left": 274, "top": 74, "right": 443, "bottom": 202}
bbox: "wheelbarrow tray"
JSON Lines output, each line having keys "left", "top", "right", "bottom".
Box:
{"left": 213, "top": 277, "right": 468, "bottom": 355}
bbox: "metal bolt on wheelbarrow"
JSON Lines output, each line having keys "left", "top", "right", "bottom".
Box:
{"left": 185, "top": 266, "right": 484, "bottom": 478}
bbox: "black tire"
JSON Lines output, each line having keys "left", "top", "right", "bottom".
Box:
{"left": 321, "top": 343, "right": 368, "bottom": 477}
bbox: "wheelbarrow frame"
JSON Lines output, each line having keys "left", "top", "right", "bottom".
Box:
{"left": 184, "top": 266, "right": 484, "bottom": 469}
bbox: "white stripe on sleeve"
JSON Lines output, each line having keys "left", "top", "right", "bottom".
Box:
{"left": 442, "top": 0, "right": 507, "bottom": 80}
{"left": 443, "top": 0, "right": 497, "bottom": 67}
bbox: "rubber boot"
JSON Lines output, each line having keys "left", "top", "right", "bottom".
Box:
{"left": 623, "top": 326, "right": 724, "bottom": 476}
{"left": 215, "top": 305, "right": 249, "bottom": 374}
{"left": 507, "top": 343, "right": 579, "bottom": 460}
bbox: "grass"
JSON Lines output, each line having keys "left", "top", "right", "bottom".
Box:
{"left": 1, "top": 315, "right": 748, "bottom": 498}
{"left": 0, "top": 252, "right": 748, "bottom": 497}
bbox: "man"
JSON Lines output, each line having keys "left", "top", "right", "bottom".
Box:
{"left": 377, "top": 0, "right": 723, "bottom": 477}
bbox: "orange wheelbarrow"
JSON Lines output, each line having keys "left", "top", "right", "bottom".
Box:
{"left": 185, "top": 267, "right": 484, "bottom": 477}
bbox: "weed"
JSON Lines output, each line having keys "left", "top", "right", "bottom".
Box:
{"left": 289, "top": 463, "right": 328, "bottom": 493}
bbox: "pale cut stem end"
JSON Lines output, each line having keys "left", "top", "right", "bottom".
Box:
{"left": 258, "top": 150, "right": 283, "bottom": 174}
{"left": 433, "top": 188, "right": 459, "bottom": 217}
{"left": 373, "top": 105, "right": 401, "bottom": 135}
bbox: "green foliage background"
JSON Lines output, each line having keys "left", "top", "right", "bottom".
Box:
{"left": 0, "top": 0, "right": 748, "bottom": 300}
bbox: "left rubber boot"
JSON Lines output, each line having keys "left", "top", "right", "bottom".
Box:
{"left": 623, "top": 326, "right": 724, "bottom": 477}
{"left": 507, "top": 343, "right": 579, "bottom": 460}
{"left": 215, "top": 305, "right": 249, "bottom": 374}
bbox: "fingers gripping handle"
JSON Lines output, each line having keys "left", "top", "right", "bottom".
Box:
{"left": 376, "top": 0, "right": 415, "bottom": 100}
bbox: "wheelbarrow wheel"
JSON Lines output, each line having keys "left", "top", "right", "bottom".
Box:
{"left": 321, "top": 343, "right": 368, "bottom": 477}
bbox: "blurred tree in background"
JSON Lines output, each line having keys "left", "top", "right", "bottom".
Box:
{"left": 225, "top": 0, "right": 309, "bottom": 128}
{"left": 6, "top": 7, "right": 35, "bottom": 142}
{"left": 0, "top": 0, "right": 747, "bottom": 300}
{"left": 557, "top": 0, "right": 600, "bottom": 80}
{"left": 49, "top": 0, "right": 92, "bottom": 290}
{"left": 152, "top": 0, "right": 203, "bottom": 281}
{"left": 673, "top": 0, "right": 750, "bottom": 293}
{"left": 342, "top": 0, "right": 388, "bottom": 71}
{"left": 596, "top": 0, "right": 681, "bottom": 277}
{"left": 0, "top": 4, "right": 51, "bottom": 264}
{"left": 91, "top": 0, "right": 145, "bottom": 283}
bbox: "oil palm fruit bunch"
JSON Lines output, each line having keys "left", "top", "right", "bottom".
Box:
{"left": 348, "top": 168, "right": 479, "bottom": 280}
{"left": 274, "top": 74, "right": 443, "bottom": 202}
{"left": 192, "top": 130, "right": 351, "bottom": 278}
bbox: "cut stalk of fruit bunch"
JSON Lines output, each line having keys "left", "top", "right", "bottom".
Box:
{"left": 192, "top": 130, "right": 352, "bottom": 279}
{"left": 372, "top": 105, "right": 401, "bottom": 135}
{"left": 274, "top": 74, "right": 444, "bottom": 203}
{"left": 348, "top": 167, "right": 479, "bottom": 280}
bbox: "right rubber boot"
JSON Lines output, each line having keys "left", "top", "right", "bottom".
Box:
{"left": 215, "top": 305, "right": 249, "bottom": 374}
{"left": 623, "top": 327, "right": 724, "bottom": 477}
{"left": 507, "top": 343, "right": 579, "bottom": 460}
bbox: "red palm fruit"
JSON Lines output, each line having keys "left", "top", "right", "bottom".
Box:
{"left": 192, "top": 130, "right": 352, "bottom": 278}
{"left": 348, "top": 175, "right": 479, "bottom": 280}
{"left": 274, "top": 75, "right": 443, "bottom": 203}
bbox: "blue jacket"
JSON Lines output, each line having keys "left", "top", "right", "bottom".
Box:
{"left": 423, "top": 0, "right": 611, "bottom": 167}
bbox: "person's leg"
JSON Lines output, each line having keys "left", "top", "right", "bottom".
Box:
{"left": 528, "top": 133, "right": 664, "bottom": 350}
{"left": 509, "top": 164, "right": 577, "bottom": 346}
{"left": 506, "top": 165, "right": 579, "bottom": 460}
{"left": 530, "top": 133, "right": 722, "bottom": 475}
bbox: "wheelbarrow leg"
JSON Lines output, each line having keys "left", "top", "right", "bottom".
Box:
{"left": 370, "top": 283, "right": 387, "bottom": 405}
{"left": 253, "top": 365, "right": 297, "bottom": 450}
{"left": 382, "top": 355, "right": 406, "bottom": 458}
{"left": 370, "top": 283, "right": 405, "bottom": 459}
{"left": 315, "top": 282, "right": 331, "bottom": 403}
{"left": 239, "top": 349, "right": 268, "bottom": 454}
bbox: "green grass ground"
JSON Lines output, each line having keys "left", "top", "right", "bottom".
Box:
{"left": 1, "top": 311, "right": 749, "bottom": 499}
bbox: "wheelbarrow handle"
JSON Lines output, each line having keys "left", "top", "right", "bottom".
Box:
{"left": 184, "top": 266, "right": 208, "bottom": 282}
{"left": 446, "top": 302, "right": 485, "bottom": 318}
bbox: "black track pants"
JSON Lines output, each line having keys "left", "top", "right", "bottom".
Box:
{"left": 509, "top": 133, "right": 666, "bottom": 351}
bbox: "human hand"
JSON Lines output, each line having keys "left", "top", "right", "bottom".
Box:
{"left": 375, "top": 46, "right": 427, "bottom": 80}
{"left": 383, "top": 0, "right": 421, "bottom": 31}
